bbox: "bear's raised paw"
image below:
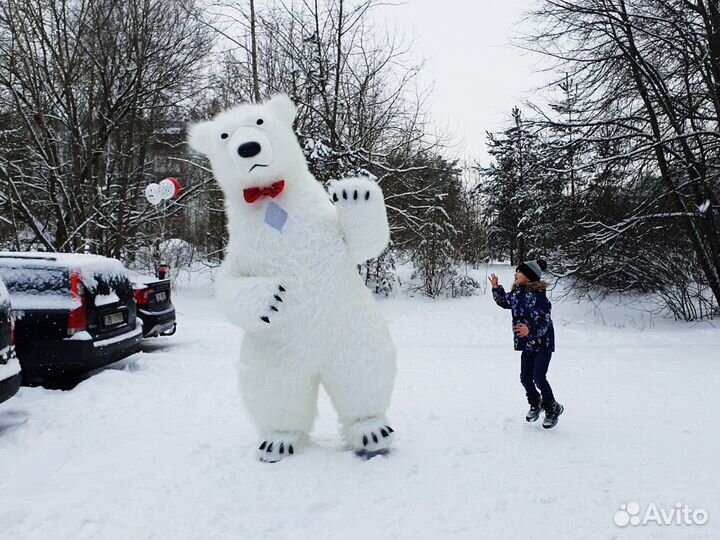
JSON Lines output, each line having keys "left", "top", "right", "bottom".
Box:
{"left": 329, "top": 177, "right": 380, "bottom": 205}
{"left": 327, "top": 178, "right": 390, "bottom": 263}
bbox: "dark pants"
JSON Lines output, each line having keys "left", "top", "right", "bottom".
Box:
{"left": 520, "top": 350, "right": 555, "bottom": 407}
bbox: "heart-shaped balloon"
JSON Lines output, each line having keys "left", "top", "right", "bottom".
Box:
{"left": 145, "top": 183, "right": 162, "bottom": 205}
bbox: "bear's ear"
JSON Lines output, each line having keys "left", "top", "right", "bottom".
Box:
{"left": 266, "top": 94, "right": 297, "bottom": 126}
{"left": 187, "top": 120, "right": 216, "bottom": 156}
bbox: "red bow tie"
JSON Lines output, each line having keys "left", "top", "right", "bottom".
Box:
{"left": 243, "top": 180, "right": 285, "bottom": 204}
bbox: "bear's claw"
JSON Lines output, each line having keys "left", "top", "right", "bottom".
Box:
{"left": 227, "top": 278, "right": 288, "bottom": 330}
{"left": 326, "top": 177, "right": 388, "bottom": 262}
{"left": 347, "top": 418, "right": 394, "bottom": 456}
{"left": 355, "top": 425, "right": 393, "bottom": 460}
{"left": 331, "top": 189, "right": 371, "bottom": 204}
{"left": 329, "top": 180, "right": 372, "bottom": 206}
{"left": 257, "top": 433, "right": 300, "bottom": 463}
{"left": 254, "top": 284, "right": 287, "bottom": 325}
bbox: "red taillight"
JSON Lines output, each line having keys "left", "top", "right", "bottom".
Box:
{"left": 67, "top": 270, "right": 87, "bottom": 336}
{"left": 134, "top": 287, "right": 154, "bottom": 306}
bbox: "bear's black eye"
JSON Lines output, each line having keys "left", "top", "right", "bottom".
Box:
{"left": 221, "top": 133, "right": 228, "bottom": 139}
{"left": 256, "top": 119, "right": 264, "bottom": 125}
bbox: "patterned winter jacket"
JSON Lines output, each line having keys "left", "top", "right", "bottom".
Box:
{"left": 492, "top": 282, "right": 555, "bottom": 352}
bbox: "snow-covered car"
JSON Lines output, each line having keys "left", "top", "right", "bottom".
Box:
{"left": 0, "top": 252, "right": 143, "bottom": 386}
{"left": 129, "top": 273, "right": 176, "bottom": 337}
{"left": 0, "top": 276, "right": 21, "bottom": 403}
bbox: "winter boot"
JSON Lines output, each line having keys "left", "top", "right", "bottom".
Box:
{"left": 542, "top": 401, "right": 564, "bottom": 429}
{"left": 526, "top": 400, "right": 542, "bottom": 422}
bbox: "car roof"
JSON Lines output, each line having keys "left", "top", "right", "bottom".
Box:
{"left": 0, "top": 251, "right": 117, "bottom": 267}
{"left": 125, "top": 271, "right": 169, "bottom": 287}
{"left": 0, "top": 252, "right": 130, "bottom": 288}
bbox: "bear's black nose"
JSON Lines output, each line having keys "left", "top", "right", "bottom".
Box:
{"left": 237, "top": 141, "right": 261, "bottom": 158}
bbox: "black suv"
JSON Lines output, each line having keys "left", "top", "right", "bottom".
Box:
{"left": 0, "top": 276, "right": 21, "bottom": 403}
{"left": 0, "top": 252, "right": 143, "bottom": 385}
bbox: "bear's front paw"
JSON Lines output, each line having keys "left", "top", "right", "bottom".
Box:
{"left": 346, "top": 417, "right": 394, "bottom": 459}
{"left": 228, "top": 280, "right": 287, "bottom": 331}
{"left": 329, "top": 177, "right": 381, "bottom": 206}
{"left": 257, "top": 284, "right": 287, "bottom": 326}
{"left": 257, "top": 432, "right": 302, "bottom": 463}
{"left": 328, "top": 178, "right": 390, "bottom": 263}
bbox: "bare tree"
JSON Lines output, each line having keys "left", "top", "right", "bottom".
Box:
{"left": 191, "top": 0, "right": 459, "bottom": 291}
{"left": 524, "top": 0, "right": 720, "bottom": 317}
{"left": 0, "top": 0, "right": 213, "bottom": 257}
{"left": 121, "top": 0, "right": 451, "bottom": 273}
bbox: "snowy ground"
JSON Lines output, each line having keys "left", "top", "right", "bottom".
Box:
{"left": 1, "top": 264, "right": 718, "bottom": 540}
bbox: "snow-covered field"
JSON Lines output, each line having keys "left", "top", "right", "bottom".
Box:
{"left": 1, "top": 264, "right": 718, "bottom": 540}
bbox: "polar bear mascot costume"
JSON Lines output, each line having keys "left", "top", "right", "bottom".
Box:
{"left": 189, "top": 94, "right": 396, "bottom": 462}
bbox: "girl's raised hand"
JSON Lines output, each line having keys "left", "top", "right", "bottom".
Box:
{"left": 489, "top": 274, "right": 499, "bottom": 288}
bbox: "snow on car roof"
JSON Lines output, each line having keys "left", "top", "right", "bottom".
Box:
{"left": 0, "top": 274, "right": 9, "bottom": 305}
{"left": 125, "top": 271, "right": 160, "bottom": 288}
{"left": 0, "top": 252, "right": 130, "bottom": 290}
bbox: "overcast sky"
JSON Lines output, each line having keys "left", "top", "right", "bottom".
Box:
{"left": 380, "top": 0, "right": 549, "bottom": 166}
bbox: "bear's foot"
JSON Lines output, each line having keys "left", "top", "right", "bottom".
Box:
{"left": 346, "top": 417, "right": 394, "bottom": 456}
{"left": 257, "top": 432, "right": 302, "bottom": 463}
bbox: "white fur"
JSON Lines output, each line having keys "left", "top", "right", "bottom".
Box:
{"left": 328, "top": 178, "right": 390, "bottom": 263}
{"left": 188, "top": 94, "right": 397, "bottom": 460}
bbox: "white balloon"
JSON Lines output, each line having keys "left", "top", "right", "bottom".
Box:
{"left": 158, "top": 178, "right": 176, "bottom": 200}
{"left": 145, "top": 183, "right": 162, "bottom": 205}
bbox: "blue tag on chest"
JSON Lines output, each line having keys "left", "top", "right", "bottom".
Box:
{"left": 264, "top": 201, "right": 288, "bottom": 233}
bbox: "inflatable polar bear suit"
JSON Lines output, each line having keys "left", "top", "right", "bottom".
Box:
{"left": 188, "top": 94, "right": 396, "bottom": 462}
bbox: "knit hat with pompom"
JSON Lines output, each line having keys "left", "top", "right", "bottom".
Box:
{"left": 516, "top": 259, "right": 547, "bottom": 282}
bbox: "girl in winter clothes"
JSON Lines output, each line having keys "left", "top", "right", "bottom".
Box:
{"left": 490, "top": 260, "right": 564, "bottom": 429}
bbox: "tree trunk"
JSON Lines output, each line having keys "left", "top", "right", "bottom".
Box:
{"left": 250, "top": 0, "right": 260, "bottom": 102}
{"left": 617, "top": 0, "right": 720, "bottom": 306}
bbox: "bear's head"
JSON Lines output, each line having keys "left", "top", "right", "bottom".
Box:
{"left": 188, "top": 94, "right": 307, "bottom": 201}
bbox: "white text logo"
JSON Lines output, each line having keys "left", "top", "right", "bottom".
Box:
{"left": 614, "top": 502, "right": 709, "bottom": 527}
